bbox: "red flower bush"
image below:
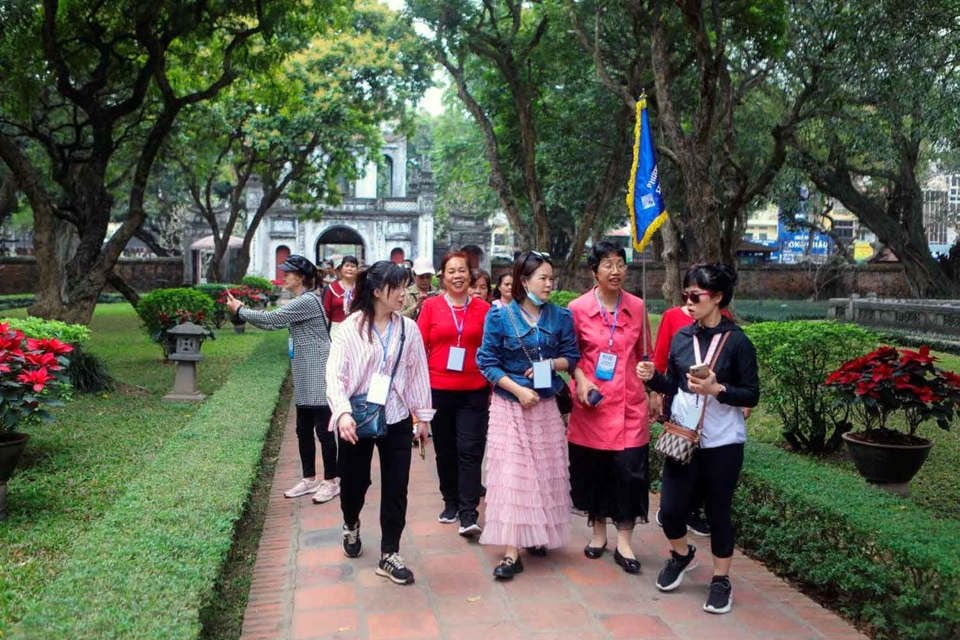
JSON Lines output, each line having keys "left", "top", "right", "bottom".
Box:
{"left": 825, "top": 345, "right": 960, "bottom": 436}
{"left": 0, "top": 322, "right": 74, "bottom": 432}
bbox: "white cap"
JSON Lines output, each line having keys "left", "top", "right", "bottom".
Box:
{"left": 412, "top": 256, "right": 435, "bottom": 275}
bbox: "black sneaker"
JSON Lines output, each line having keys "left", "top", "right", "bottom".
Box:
{"left": 438, "top": 504, "right": 459, "bottom": 524}
{"left": 376, "top": 552, "right": 415, "bottom": 585}
{"left": 458, "top": 512, "right": 482, "bottom": 537}
{"left": 686, "top": 510, "right": 711, "bottom": 536}
{"left": 703, "top": 575, "right": 733, "bottom": 614}
{"left": 341, "top": 522, "right": 362, "bottom": 558}
{"left": 656, "top": 544, "right": 697, "bottom": 592}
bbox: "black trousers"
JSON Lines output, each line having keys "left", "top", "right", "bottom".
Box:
{"left": 659, "top": 443, "right": 744, "bottom": 558}
{"left": 339, "top": 416, "right": 413, "bottom": 554}
{"left": 430, "top": 388, "right": 490, "bottom": 517}
{"left": 296, "top": 405, "right": 337, "bottom": 480}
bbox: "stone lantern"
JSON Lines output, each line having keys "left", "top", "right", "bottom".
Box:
{"left": 162, "top": 321, "right": 208, "bottom": 402}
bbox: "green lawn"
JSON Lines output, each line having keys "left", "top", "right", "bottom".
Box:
{"left": 0, "top": 304, "right": 276, "bottom": 634}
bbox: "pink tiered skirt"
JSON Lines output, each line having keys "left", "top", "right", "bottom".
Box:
{"left": 479, "top": 394, "right": 571, "bottom": 549}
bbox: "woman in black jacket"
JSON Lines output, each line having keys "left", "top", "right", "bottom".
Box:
{"left": 636, "top": 263, "right": 759, "bottom": 615}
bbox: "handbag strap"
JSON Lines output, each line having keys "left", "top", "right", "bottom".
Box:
{"left": 504, "top": 303, "right": 541, "bottom": 366}
{"left": 388, "top": 316, "right": 406, "bottom": 381}
{"left": 693, "top": 331, "right": 731, "bottom": 437}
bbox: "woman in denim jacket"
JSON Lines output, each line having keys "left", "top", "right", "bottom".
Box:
{"left": 476, "top": 251, "right": 580, "bottom": 580}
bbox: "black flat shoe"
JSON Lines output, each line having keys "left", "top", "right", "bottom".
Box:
{"left": 583, "top": 541, "right": 607, "bottom": 559}
{"left": 614, "top": 549, "right": 641, "bottom": 574}
{"left": 525, "top": 545, "right": 547, "bottom": 557}
{"left": 493, "top": 556, "right": 524, "bottom": 580}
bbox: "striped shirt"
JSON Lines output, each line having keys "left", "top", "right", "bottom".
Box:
{"left": 325, "top": 311, "right": 436, "bottom": 430}
{"left": 238, "top": 290, "right": 330, "bottom": 407}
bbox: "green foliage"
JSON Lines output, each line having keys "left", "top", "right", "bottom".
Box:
{"left": 136, "top": 288, "right": 216, "bottom": 345}
{"left": 239, "top": 276, "right": 273, "bottom": 294}
{"left": 0, "top": 317, "right": 90, "bottom": 345}
{"left": 735, "top": 441, "right": 960, "bottom": 640}
{"left": 548, "top": 290, "right": 579, "bottom": 308}
{"left": 744, "top": 320, "right": 878, "bottom": 452}
{"left": 12, "top": 327, "right": 289, "bottom": 638}
{"left": 66, "top": 347, "right": 114, "bottom": 394}
{"left": 731, "top": 299, "right": 833, "bottom": 322}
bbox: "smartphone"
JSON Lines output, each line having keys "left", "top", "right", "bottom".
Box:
{"left": 587, "top": 388, "right": 604, "bottom": 407}
{"left": 688, "top": 363, "right": 711, "bottom": 379}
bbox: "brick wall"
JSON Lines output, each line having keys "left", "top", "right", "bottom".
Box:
{"left": 0, "top": 257, "right": 185, "bottom": 295}
{"left": 491, "top": 262, "right": 912, "bottom": 300}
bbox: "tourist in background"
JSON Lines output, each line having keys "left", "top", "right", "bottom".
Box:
{"left": 326, "top": 260, "right": 434, "bottom": 586}
{"left": 402, "top": 255, "right": 438, "bottom": 319}
{"left": 491, "top": 273, "right": 513, "bottom": 308}
{"left": 417, "top": 252, "right": 491, "bottom": 536}
{"left": 476, "top": 250, "right": 580, "bottom": 580}
{"left": 225, "top": 255, "right": 339, "bottom": 504}
{"left": 470, "top": 269, "right": 492, "bottom": 302}
{"left": 636, "top": 263, "right": 759, "bottom": 614}
{"left": 321, "top": 255, "right": 359, "bottom": 332}
{"left": 567, "top": 241, "right": 652, "bottom": 575}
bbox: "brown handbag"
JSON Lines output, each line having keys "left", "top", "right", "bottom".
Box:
{"left": 654, "top": 332, "right": 730, "bottom": 464}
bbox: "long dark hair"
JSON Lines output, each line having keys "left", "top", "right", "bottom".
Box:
{"left": 683, "top": 263, "right": 738, "bottom": 308}
{"left": 350, "top": 260, "right": 409, "bottom": 340}
{"left": 511, "top": 251, "right": 552, "bottom": 302}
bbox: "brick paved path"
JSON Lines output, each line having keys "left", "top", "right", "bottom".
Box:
{"left": 240, "top": 402, "right": 867, "bottom": 640}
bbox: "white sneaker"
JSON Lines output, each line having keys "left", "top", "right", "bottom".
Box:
{"left": 284, "top": 478, "right": 320, "bottom": 498}
{"left": 312, "top": 478, "right": 341, "bottom": 504}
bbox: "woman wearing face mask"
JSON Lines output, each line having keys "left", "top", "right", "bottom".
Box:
{"left": 476, "top": 251, "right": 580, "bottom": 580}
{"left": 417, "top": 252, "right": 491, "bottom": 536}
{"left": 326, "top": 260, "right": 434, "bottom": 586}
{"left": 636, "top": 263, "right": 759, "bottom": 615}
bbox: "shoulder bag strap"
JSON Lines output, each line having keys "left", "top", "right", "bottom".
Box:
{"left": 503, "top": 304, "right": 539, "bottom": 365}
{"left": 693, "top": 331, "right": 732, "bottom": 437}
{"left": 388, "top": 316, "right": 406, "bottom": 381}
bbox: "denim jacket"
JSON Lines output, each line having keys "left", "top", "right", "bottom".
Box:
{"left": 476, "top": 300, "right": 580, "bottom": 402}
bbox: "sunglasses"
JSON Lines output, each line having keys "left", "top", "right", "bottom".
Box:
{"left": 681, "top": 290, "right": 712, "bottom": 303}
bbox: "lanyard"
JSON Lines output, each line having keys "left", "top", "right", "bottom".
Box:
{"left": 593, "top": 288, "right": 621, "bottom": 348}
{"left": 372, "top": 317, "right": 395, "bottom": 373}
{"left": 517, "top": 304, "right": 544, "bottom": 359}
{"left": 444, "top": 294, "right": 470, "bottom": 347}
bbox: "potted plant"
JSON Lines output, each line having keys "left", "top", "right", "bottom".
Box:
{"left": 217, "top": 285, "right": 267, "bottom": 333}
{"left": 0, "top": 322, "right": 74, "bottom": 519}
{"left": 825, "top": 345, "right": 960, "bottom": 494}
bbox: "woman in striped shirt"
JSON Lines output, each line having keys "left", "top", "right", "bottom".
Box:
{"left": 326, "top": 260, "right": 435, "bottom": 586}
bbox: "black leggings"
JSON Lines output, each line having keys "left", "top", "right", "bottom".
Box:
{"left": 430, "top": 388, "right": 489, "bottom": 516}
{"left": 659, "top": 443, "right": 743, "bottom": 558}
{"left": 295, "top": 405, "right": 337, "bottom": 480}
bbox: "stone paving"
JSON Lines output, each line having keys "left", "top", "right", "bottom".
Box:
{"left": 240, "top": 402, "right": 868, "bottom": 640}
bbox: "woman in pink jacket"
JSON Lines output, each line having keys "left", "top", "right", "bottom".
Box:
{"left": 568, "top": 241, "right": 653, "bottom": 575}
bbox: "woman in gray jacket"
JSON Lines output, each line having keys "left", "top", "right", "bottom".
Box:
{"left": 226, "top": 255, "right": 339, "bottom": 504}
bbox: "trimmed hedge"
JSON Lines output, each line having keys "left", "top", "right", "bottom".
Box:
{"left": 13, "top": 330, "right": 289, "bottom": 639}
{"left": 734, "top": 441, "right": 960, "bottom": 640}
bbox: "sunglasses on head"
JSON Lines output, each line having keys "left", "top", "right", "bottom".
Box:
{"left": 681, "top": 290, "right": 712, "bottom": 303}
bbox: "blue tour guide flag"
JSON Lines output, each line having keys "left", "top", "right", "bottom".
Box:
{"left": 626, "top": 95, "right": 668, "bottom": 253}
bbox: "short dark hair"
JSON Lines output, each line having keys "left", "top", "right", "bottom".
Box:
{"left": 587, "top": 241, "right": 627, "bottom": 273}
{"left": 683, "top": 263, "right": 738, "bottom": 308}
{"left": 511, "top": 251, "right": 552, "bottom": 302}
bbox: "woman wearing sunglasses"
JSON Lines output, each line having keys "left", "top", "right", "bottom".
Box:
{"left": 635, "top": 263, "right": 759, "bottom": 615}
{"left": 476, "top": 250, "right": 580, "bottom": 580}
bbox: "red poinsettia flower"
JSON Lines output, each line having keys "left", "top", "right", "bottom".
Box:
{"left": 26, "top": 337, "right": 74, "bottom": 355}
{"left": 900, "top": 345, "right": 935, "bottom": 366}
{"left": 17, "top": 367, "right": 54, "bottom": 392}
{"left": 24, "top": 351, "right": 60, "bottom": 370}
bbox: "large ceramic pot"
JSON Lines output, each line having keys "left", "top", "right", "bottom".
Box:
{"left": 0, "top": 432, "right": 30, "bottom": 520}
{"left": 842, "top": 431, "right": 933, "bottom": 495}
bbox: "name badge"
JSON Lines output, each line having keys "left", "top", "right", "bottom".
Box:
{"left": 596, "top": 352, "right": 617, "bottom": 381}
{"left": 366, "top": 373, "right": 391, "bottom": 405}
{"left": 532, "top": 359, "right": 552, "bottom": 389}
{"left": 446, "top": 346, "right": 466, "bottom": 371}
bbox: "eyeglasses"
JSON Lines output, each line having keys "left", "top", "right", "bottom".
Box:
{"left": 681, "top": 290, "right": 712, "bottom": 303}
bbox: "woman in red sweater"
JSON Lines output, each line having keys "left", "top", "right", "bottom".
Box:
{"left": 417, "top": 251, "right": 491, "bottom": 536}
